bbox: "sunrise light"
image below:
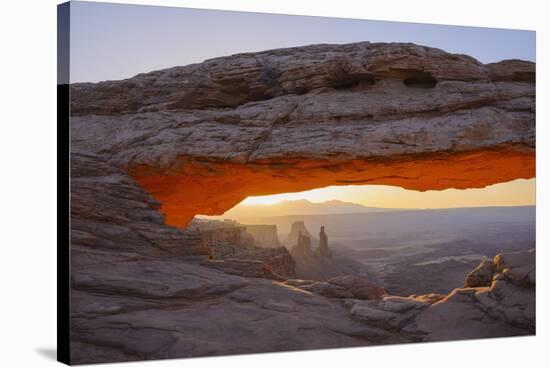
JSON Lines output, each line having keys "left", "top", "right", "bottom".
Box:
{"left": 239, "top": 179, "right": 535, "bottom": 208}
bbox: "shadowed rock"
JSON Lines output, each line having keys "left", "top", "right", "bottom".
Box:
{"left": 200, "top": 258, "right": 287, "bottom": 281}
{"left": 69, "top": 152, "right": 398, "bottom": 364}
{"left": 465, "top": 259, "right": 497, "bottom": 287}
{"left": 69, "top": 152, "right": 535, "bottom": 364}
{"left": 286, "top": 275, "right": 386, "bottom": 300}
{"left": 67, "top": 42, "right": 536, "bottom": 364}
{"left": 403, "top": 249, "right": 535, "bottom": 340}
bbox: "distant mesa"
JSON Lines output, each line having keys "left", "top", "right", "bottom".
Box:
{"left": 288, "top": 221, "right": 332, "bottom": 260}
{"left": 192, "top": 218, "right": 280, "bottom": 248}
{"left": 290, "top": 231, "right": 313, "bottom": 259}
{"left": 285, "top": 221, "right": 317, "bottom": 248}
{"left": 190, "top": 218, "right": 295, "bottom": 278}
{"left": 242, "top": 224, "right": 281, "bottom": 248}
{"left": 224, "top": 199, "right": 399, "bottom": 221}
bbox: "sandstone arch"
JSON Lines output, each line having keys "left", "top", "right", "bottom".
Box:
{"left": 71, "top": 42, "right": 535, "bottom": 227}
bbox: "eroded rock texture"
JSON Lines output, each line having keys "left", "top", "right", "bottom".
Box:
{"left": 70, "top": 152, "right": 391, "bottom": 363}
{"left": 190, "top": 219, "right": 296, "bottom": 278}
{"left": 69, "top": 42, "right": 536, "bottom": 364}
{"left": 71, "top": 42, "right": 535, "bottom": 227}
{"left": 70, "top": 151, "right": 535, "bottom": 364}
{"left": 70, "top": 149, "right": 211, "bottom": 267}
{"left": 404, "top": 249, "right": 535, "bottom": 340}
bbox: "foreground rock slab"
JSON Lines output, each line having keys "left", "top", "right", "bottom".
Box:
{"left": 404, "top": 250, "right": 535, "bottom": 340}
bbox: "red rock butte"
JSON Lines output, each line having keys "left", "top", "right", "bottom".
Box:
{"left": 70, "top": 42, "right": 535, "bottom": 227}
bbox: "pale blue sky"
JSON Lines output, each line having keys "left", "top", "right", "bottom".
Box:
{"left": 69, "top": 1, "right": 535, "bottom": 83}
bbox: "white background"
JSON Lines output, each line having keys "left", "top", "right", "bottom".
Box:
{"left": 0, "top": 0, "right": 547, "bottom": 366}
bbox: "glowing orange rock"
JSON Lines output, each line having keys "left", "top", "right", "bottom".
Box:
{"left": 70, "top": 42, "right": 535, "bottom": 227}
{"left": 131, "top": 149, "right": 534, "bottom": 227}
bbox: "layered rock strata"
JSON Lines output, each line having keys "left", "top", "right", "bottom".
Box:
{"left": 70, "top": 152, "right": 534, "bottom": 364}
{"left": 191, "top": 219, "right": 296, "bottom": 278}
{"left": 70, "top": 42, "right": 535, "bottom": 227}
{"left": 68, "top": 42, "right": 536, "bottom": 363}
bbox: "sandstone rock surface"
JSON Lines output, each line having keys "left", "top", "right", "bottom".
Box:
{"left": 70, "top": 152, "right": 396, "bottom": 364}
{"left": 70, "top": 149, "right": 212, "bottom": 267}
{"left": 200, "top": 258, "right": 287, "bottom": 281}
{"left": 68, "top": 42, "right": 536, "bottom": 364}
{"left": 349, "top": 296, "right": 430, "bottom": 331}
{"left": 69, "top": 151, "right": 535, "bottom": 364}
{"left": 404, "top": 250, "right": 536, "bottom": 340}
{"left": 70, "top": 42, "right": 535, "bottom": 227}
{"left": 465, "top": 259, "right": 496, "bottom": 287}
{"left": 335, "top": 250, "right": 536, "bottom": 341}
{"left": 495, "top": 248, "right": 535, "bottom": 286}
{"left": 191, "top": 219, "right": 296, "bottom": 277}
{"left": 286, "top": 274, "right": 386, "bottom": 300}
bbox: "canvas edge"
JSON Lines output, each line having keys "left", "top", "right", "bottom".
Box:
{"left": 57, "top": 1, "right": 71, "bottom": 365}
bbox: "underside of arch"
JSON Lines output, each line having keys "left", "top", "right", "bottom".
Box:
{"left": 70, "top": 42, "right": 536, "bottom": 227}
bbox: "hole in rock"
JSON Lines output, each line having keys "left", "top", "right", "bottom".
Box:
{"left": 328, "top": 73, "right": 376, "bottom": 90}
{"left": 403, "top": 71, "right": 437, "bottom": 88}
{"left": 132, "top": 147, "right": 535, "bottom": 230}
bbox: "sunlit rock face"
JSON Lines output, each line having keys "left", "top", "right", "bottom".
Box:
{"left": 403, "top": 249, "right": 535, "bottom": 340}
{"left": 71, "top": 42, "right": 535, "bottom": 227}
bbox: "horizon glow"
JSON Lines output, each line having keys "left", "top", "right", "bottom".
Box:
{"left": 239, "top": 178, "right": 535, "bottom": 209}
